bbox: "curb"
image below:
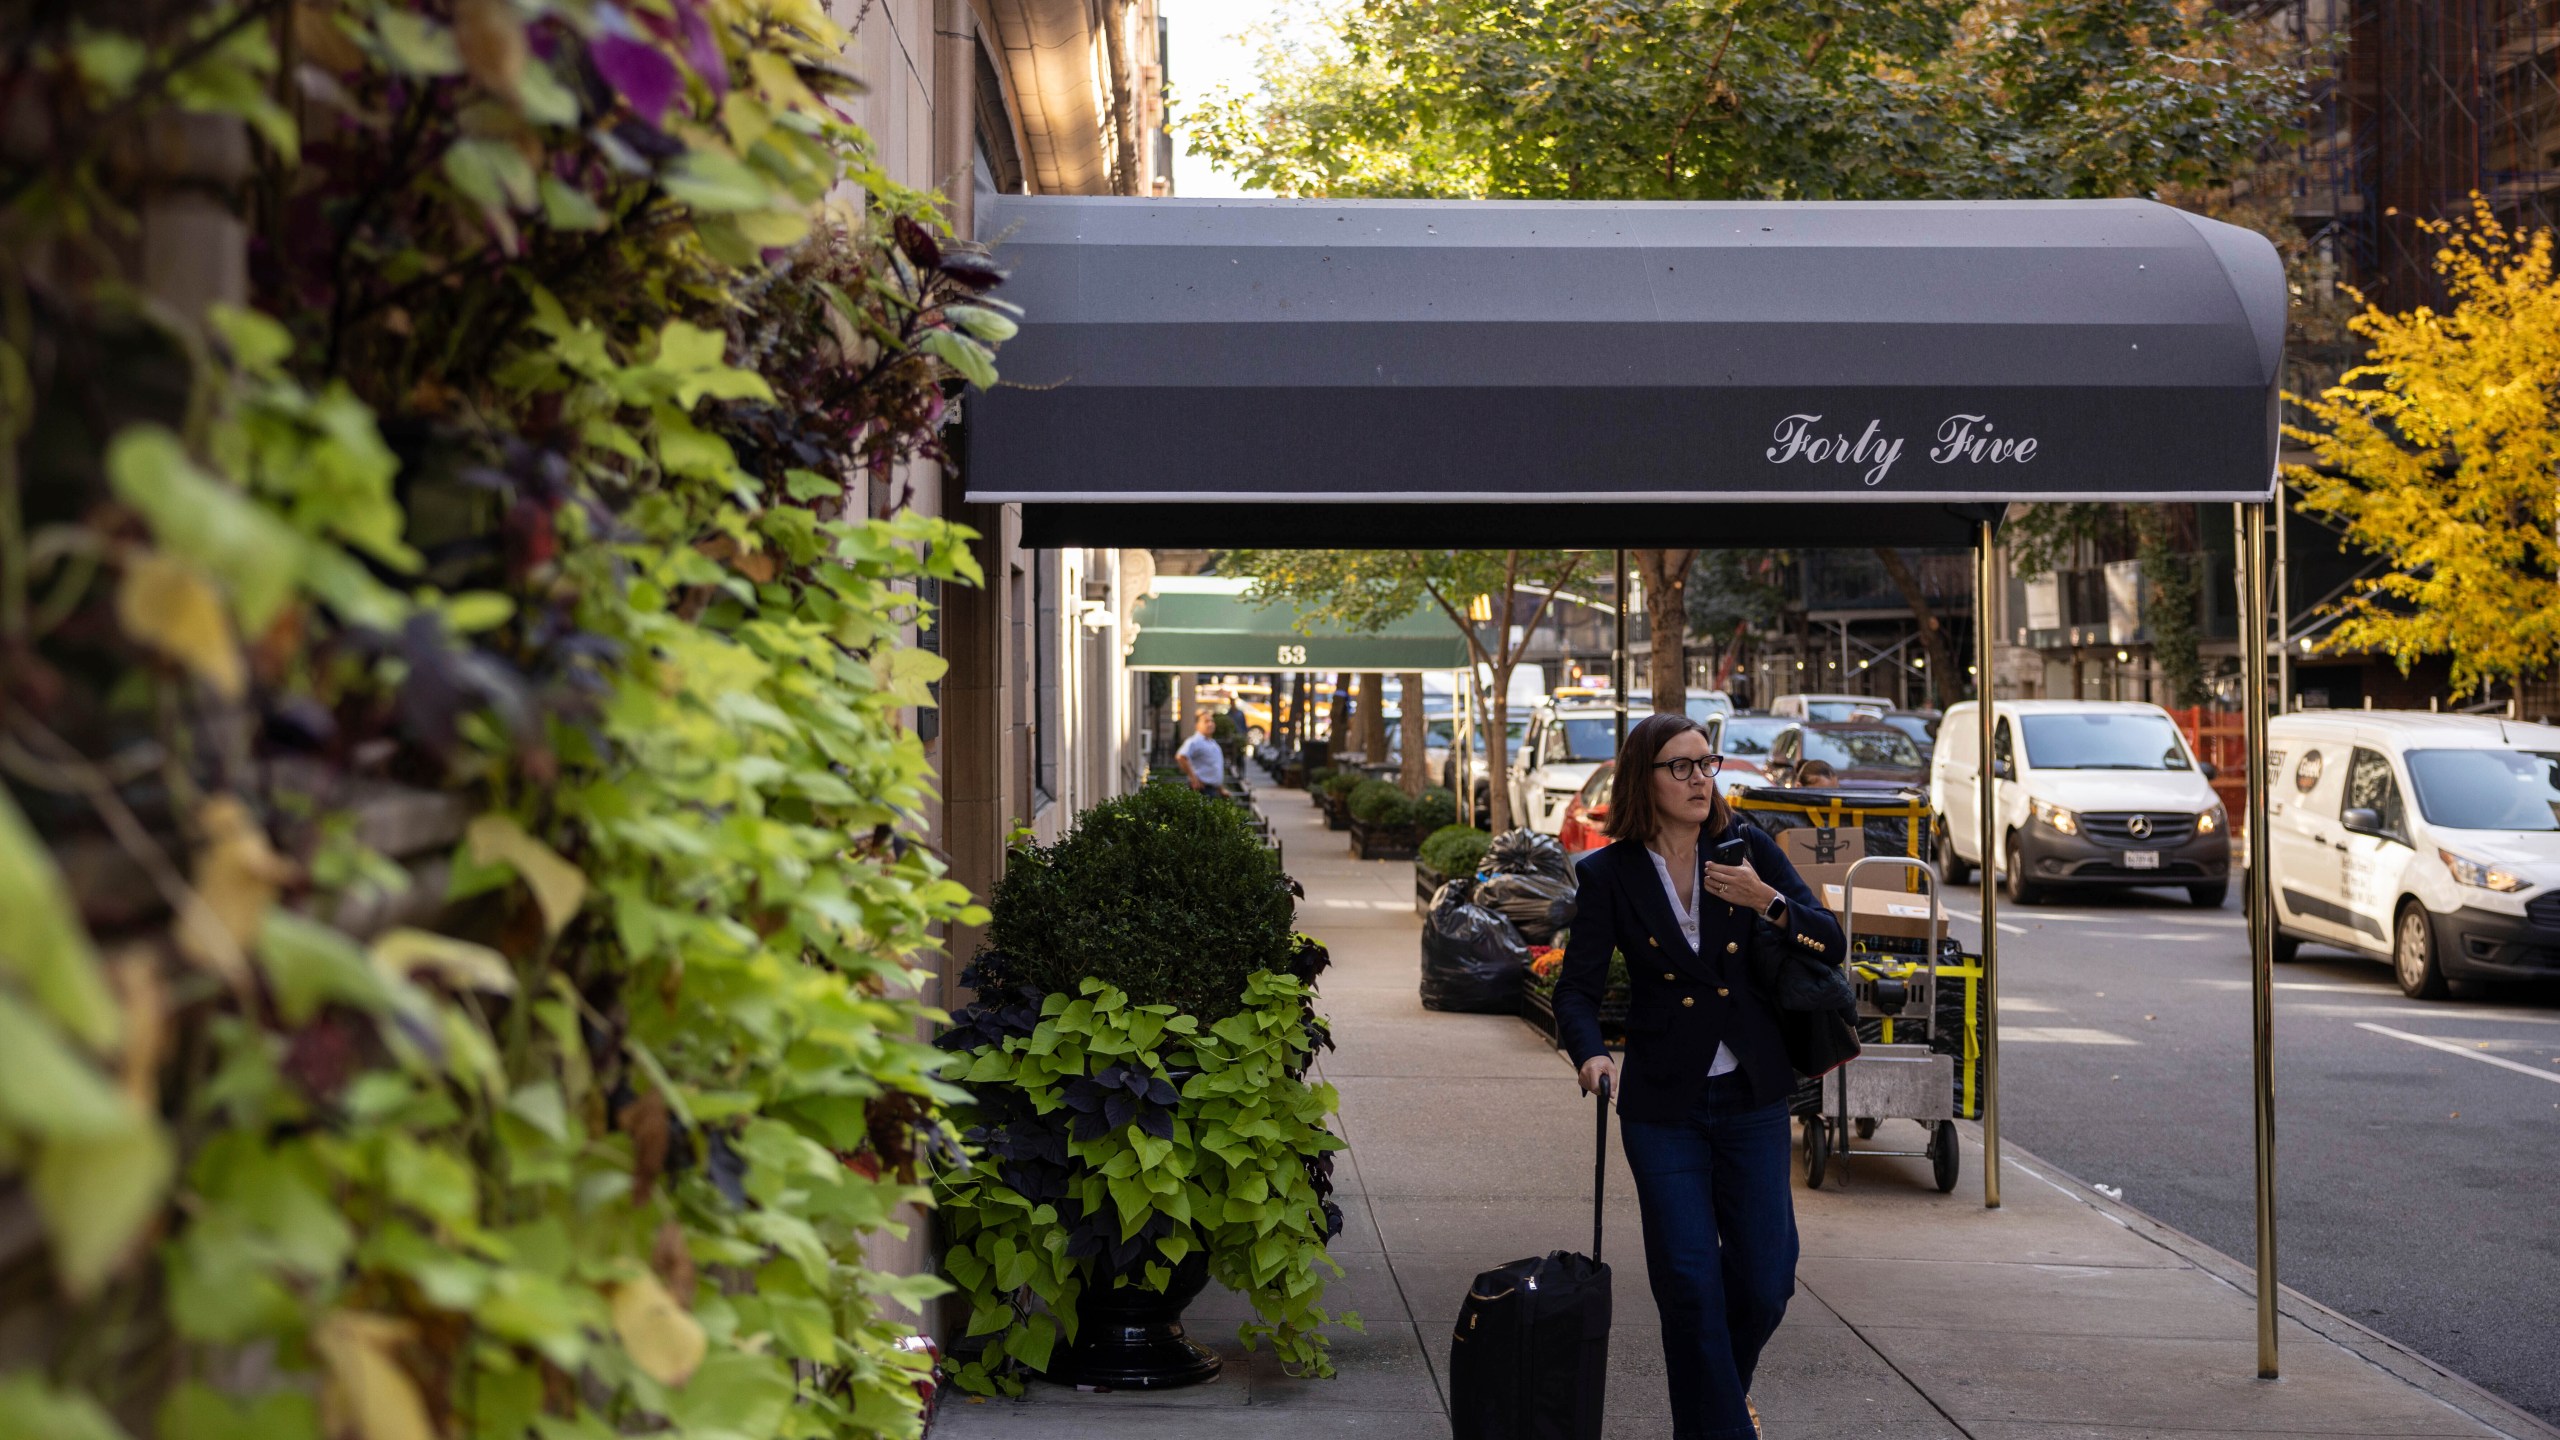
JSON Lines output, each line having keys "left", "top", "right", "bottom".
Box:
{"left": 1983, "top": 1127, "right": 2560, "bottom": 1440}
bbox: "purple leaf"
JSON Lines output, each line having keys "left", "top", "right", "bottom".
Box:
{"left": 674, "top": 0, "right": 726, "bottom": 98}
{"left": 591, "top": 34, "right": 681, "bottom": 125}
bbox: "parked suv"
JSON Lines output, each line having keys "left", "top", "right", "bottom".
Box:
{"left": 1933, "top": 700, "right": 2229, "bottom": 906}
{"left": 1510, "top": 701, "right": 1723, "bottom": 835}
{"left": 1766, "top": 721, "right": 1927, "bottom": 788}
{"left": 2264, "top": 711, "right": 2560, "bottom": 998}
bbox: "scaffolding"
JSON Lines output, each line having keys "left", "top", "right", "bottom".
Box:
{"left": 2299, "top": 0, "right": 2560, "bottom": 308}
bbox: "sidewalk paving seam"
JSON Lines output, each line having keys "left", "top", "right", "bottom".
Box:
{"left": 1787, "top": 1279, "right": 1978, "bottom": 1437}
{"left": 1989, "top": 1135, "right": 2560, "bottom": 1440}
{"left": 1313, "top": 1054, "right": 1447, "bottom": 1416}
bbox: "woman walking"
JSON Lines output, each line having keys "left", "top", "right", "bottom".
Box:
{"left": 1553, "top": 712, "right": 1844, "bottom": 1440}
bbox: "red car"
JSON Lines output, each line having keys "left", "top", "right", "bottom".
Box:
{"left": 1556, "top": 761, "right": 1614, "bottom": 856}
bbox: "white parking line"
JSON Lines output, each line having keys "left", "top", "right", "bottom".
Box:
{"left": 2189, "top": 979, "right": 2397, "bottom": 995}
{"left": 2356, "top": 1023, "right": 2560, "bottom": 1085}
{"left": 2003, "top": 1026, "right": 2139, "bottom": 1045}
{"left": 2119, "top": 932, "right": 2215, "bottom": 943}
{"left": 2299, "top": 1004, "right": 2560, "bottom": 1027}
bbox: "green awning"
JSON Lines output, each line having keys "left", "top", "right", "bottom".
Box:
{"left": 1128, "top": 579, "right": 1470, "bottom": 673}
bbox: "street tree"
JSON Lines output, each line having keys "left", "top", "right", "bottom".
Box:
{"left": 2285, "top": 202, "right": 2560, "bottom": 699}
{"left": 1189, "top": 0, "right": 2307, "bottom": 702}
{"left": 1227, "top": 549, "right": 1587, "bottom": 831}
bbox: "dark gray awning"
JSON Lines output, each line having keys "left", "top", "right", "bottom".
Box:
{"left": 964, "top": 197, "right": 2282, "bottom": 546}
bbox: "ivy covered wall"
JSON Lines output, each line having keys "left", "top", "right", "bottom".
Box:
{"left": 0, "top": 1, "right": 1014, "bottom": 1435}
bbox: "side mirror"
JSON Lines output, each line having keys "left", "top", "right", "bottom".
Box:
{"left": 2340, "top": 806, "right": 2381, "bottom": 836}
{"left": 2198, "top": 761, "right": 2219, "bottom": 782}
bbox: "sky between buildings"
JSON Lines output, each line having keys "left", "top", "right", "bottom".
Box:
{"left": 1161, "top": 0, "right": 1280, "bottom": 199}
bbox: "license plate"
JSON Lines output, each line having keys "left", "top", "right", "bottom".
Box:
{"left": 2125, "top": 850, "right": 2160, "bottom": 870}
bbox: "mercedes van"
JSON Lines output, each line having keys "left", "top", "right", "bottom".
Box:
{"left": 2263, "top": 711, "right": 2560, "bottom": 998}
{"left": 1933, "top": 700, "right": 2230, "bottom": 906}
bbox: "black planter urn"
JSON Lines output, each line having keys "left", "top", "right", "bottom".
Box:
{"left": 1043, "top": 1249, "right": 1222, "bottom": 1391}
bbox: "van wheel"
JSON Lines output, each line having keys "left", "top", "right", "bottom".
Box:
{"left": 2003, "top": 834, "right": 2045, "bottom": 906}
{"left": 2394, "top": 901, "right": 2450, "bottom": 1000}
{"left": 1937, "top": 818, "right": 1972, "bottom": 885}
{"left": 2187, "top": 882, "right": 2227, "bottom": 908}
{"left": 2272, "top": 930, "right": 2301, "bottom": 964}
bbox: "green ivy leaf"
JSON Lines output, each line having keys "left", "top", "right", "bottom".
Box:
{"left": 375, "top": 11, "right": 464, "bottom": 75}
{"left": 0, "top": 791, "right": 120, "bottom": 1050}
{"left": 444, "top": 137, "right": 539, "bottom": 212}
{"left": 661, "top": 151, "right": 782, "bottom": 212}
{"left": 106, "top": 425, "right": 302, "bottom": 632}
{"left": 158, "top": 1382, "right": 320, "bottom": 1440}
{"left": 537, "top": 175, "right": 607, "bottom": 230}
{"left": 0, "top": 1375, "right": 129, "bottom": 1440}
{"left": 919, "top": 330, "right": 996, "bottom": 389}
{"left": 34, "top": 1121, "right": 175, "bottom": 1300}
{"left": 0, "top": 991, "right": 140, "bottom": 1138}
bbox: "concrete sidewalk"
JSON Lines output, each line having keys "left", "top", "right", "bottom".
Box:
{"left": 936, "top": 787, "right": 2557, "bottom": 1440}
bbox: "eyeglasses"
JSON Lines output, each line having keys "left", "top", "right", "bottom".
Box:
{"left": 1650, "top": 755, "right": 1724, "bottom": 782}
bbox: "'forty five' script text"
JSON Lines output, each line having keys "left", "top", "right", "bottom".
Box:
{"left": 1766, "top": 413, "right": 2037, "bottom": 486}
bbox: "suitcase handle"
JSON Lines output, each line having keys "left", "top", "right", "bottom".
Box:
{"left": 1593, "top": 1076, "right": 1610, "bottom": 1265}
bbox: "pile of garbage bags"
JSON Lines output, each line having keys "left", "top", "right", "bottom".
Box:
{"left": 1420, "top": 829, "right": 1580, "bottom": 1013}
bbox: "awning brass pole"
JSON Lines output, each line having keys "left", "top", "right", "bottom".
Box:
{"left": 1975, "top": 520, "right": 2001, "bottom": 1210}
{"left": 2242, "top": 501, "right": 2279, "bottom": 1378}
{"left": 2275, "top": 482, "right": 2292, "bottom": 716}
{"left": 1614, "top": 550, "right": 1630, "bottom": 748}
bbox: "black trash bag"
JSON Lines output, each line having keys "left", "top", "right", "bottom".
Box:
{"left": 1420, "top": 881, "right": 1530, "bottom": 1014}
{"left": 1483, "top": 828, "right": 1569, "bottom": 880}
{"left": 1472, "top": 870, "right": 1579, "bottom": 945}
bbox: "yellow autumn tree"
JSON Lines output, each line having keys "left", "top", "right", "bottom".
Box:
{"left": 2286, "top": 199, "right": 2560, "bottom": 697}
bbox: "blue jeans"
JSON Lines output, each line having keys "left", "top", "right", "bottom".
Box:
{"left": 1618, "top": 1071, "right": 1798, "bottom": 1440}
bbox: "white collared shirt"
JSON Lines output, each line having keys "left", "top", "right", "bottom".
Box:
{"left": 1648, "top": 846, "right": 1739, "bottom": 1077}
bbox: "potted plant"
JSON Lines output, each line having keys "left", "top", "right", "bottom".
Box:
{"left": 1316, "top": 769, "right": 1363, "bottom": 829}
{"left": 1346, "top": 779, "right": 1419, "bottom": 859}
{"left": 1306, "top": 765, "right": 1338, "bottom": 809}
{"left": 1520, "top": 943, "right": 1630, "bottom": 1047}
{"left": 936, "top": 785, "right": 1357, "bottom": 1396}
{"left": 1415, "top": 823, "right": 1492, "bottom": 911}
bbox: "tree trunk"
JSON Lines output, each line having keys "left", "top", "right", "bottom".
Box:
{"left": 1634, "top": 548, "right": 1696, "bottom": 708}
{"left": 1398, "top": 672, "right": 1429, "bottom": 795}
{"left": 1355, "top": 671, "right": 1387, "bottom": 761}
{"left": 1485, "top": 667, "right": 1514, "bottom": 834}
{"left": 1874, "top": 547, "right": 1957, "bottom": 709}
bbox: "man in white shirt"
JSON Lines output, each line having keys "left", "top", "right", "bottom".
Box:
{"left": 1175, "top": 710, "right": 1227, "bottom": 795}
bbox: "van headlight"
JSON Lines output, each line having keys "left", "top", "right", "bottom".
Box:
{"left": 2438, "top": 848, "right": 2531, "bottom": 893}
{"left": 2029, "top": 799, "right": 2080, "bottom": 836}
{"left": 2196, "top": 804, "right": 2226, "bottom": 835}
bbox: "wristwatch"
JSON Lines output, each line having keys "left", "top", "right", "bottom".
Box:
{"left": 1762, "top": 894, "right": 1788, "bottom": 924}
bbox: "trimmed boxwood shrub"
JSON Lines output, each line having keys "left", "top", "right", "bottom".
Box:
{"left": 1319, "top": 769, "right": 1366, "bottom": 800}
{"left": 991, "top": 783, "right": 1297, "bottom": 1021}
{"left": 1411, "top": 786, "right": 1458, "bottom": 833}
{"left": 1348, "top": 778, "right": 1416, "bottom": 826}
{"left": 1420, "top": 824, "right": 1493, "bottom": 878}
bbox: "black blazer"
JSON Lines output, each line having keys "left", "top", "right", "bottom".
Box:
{"left": 1554, "top": 820, "right": 1846, "bottom": 1122}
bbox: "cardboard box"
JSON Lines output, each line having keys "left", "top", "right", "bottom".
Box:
{"left": 1778, "top": 826, "right": 1864, "bottom": 869}
{"left": 1779, "top": 827, "right": 1935, "bottom": 940}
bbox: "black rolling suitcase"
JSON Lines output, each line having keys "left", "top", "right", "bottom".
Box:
{"left": 1448, "top": 1079, "right": 1613, "bottom": 1440}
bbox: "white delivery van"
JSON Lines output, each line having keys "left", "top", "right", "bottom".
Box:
{"left": 2263, "top": 711, "right": 2560, "bottom": 998}
{"left": 1772, "top": 692, "right": 1888, "bottom": 723}
{"left": 1933, "top": 700, "right": 2230, "bottom": 907}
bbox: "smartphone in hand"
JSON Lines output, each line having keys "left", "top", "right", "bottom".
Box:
{"left": 1710, "top": 835, "right": 1750, "bottom": 869}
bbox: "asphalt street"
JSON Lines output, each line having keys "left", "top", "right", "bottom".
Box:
{"left": 1932, "top": 883, "right": 2560, "bottom": 1426}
